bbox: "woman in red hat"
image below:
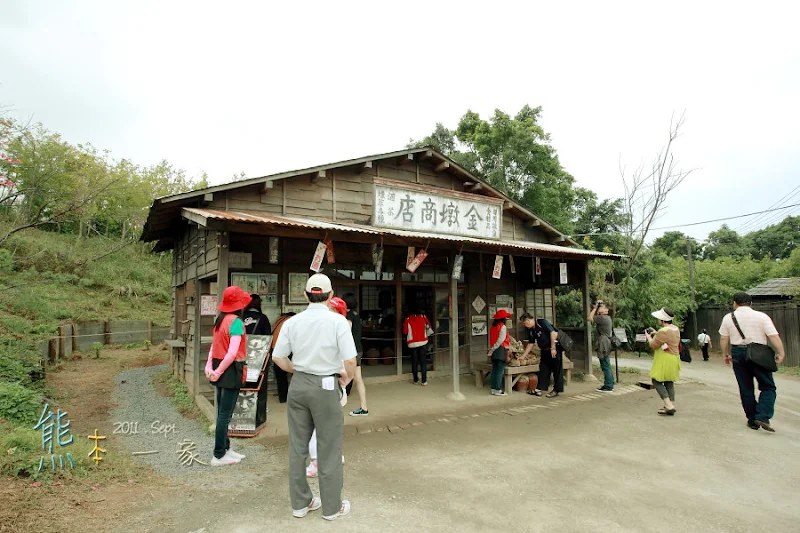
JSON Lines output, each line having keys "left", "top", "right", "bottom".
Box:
{"left": 204, "top": 285, "right": 251, "bottom": 466}
{"left": 487, "top": 309, "right": 515, "bottom": 396}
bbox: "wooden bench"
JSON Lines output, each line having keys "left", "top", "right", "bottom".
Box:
{"left": 474, "top": 358, "right": 574, "bottom": 395}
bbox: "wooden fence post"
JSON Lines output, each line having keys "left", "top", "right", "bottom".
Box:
{"left": 104, "top": 321, "right": 111, "bottom": 346}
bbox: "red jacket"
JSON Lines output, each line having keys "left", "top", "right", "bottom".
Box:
{"left": 212, "top": 314, "right": 247, "bottom": 361}
{"left": 403, "top": 314, "right": 432, "bottom": 348}
{"left": 489, "top": 323, "right": 510, "bottom": 349}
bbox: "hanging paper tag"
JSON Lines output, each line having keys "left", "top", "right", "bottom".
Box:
{"left": 509, "top": 255, "right": 516, "bottom": 274}
{"left": 406, "top": 247, "right": 416, "bottom": 268}
{"left": 452, "top": 254, "right": 464, "bottom": 279}
{"left": 559, "top": 262, "right": 568, "bottom": 284}
{"left": 310, "top": 242, "right": 327, "bottom": 272}
{"left": 375, "top": 247, "right": 384, "bottom": 275}
{"left": 535, "top": 257, "right": 542, "bottom": 276}
{"left": 269, "top": 237, "right": 280, "bottom": 264}
{"left": 407, "top": 249, "right": 428, "bottom": 273}
{"left": 492, "top": 255, "right": 503, "bottom": 279}
{"left": 324, "top": 240, "right": 335, "bottom": 264}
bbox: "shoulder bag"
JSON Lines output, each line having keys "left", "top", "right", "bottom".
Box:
{"left": 730, "top": 312, "right": 778, "bottom": 372}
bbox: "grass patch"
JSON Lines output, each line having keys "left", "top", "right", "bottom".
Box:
{"left": 777, "top": 366, "right": 800, "bottom": 377}
{"left": 153, "top": 370, "right": 202, "bottom": 420}
{"left": 593, "top": 363, "right": 641, "bottom": 374}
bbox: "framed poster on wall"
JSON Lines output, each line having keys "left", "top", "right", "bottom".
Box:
{"left": 288, "top": 272, "right": 308, "bottom": 304}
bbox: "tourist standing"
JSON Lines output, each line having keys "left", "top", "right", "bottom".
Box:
{"left": 272, "top": 274, "right": 357, "bottom": 520}
{"left": 487, "top": 310, "right": 513, "bottom": 396}
{"left": 242, "top": 294, "right": 271, "bottom": 336}
{"left": 402, "top": 306, "right": 433, "bottom": 386}
{"left": 645, "top": 307, "right": 681, "bottom": 416}
{"left": 342, "top": 292, "right": 368, "bottom": 417}
{"left": 204, "top": 286, "right": 251, "bottom": 466}
{"left": 519, "top": 313, "right": 564, "bottom": 398}
{"left": 697, "top": 329, "right": 712, "bottom": 361}
{"left": 719, "top": 292, "right": 786, "bottom": 432}
{"left": 588, "top": 301, "right": 614, "bottom": 392}
{"left": 269, "top": 312, "right": 296, "bottom": 403}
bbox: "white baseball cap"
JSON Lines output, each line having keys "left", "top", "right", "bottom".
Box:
{"left": 305, "top": 273, "right": 332, "bottom": 295}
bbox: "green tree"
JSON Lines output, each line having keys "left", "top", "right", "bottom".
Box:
{"left": 652, "top": 231, "right": 700, "bottom": 258}
{"left": 572, "top": 188, "right": 627, "bottom": 253}
{"left": 746, "top": 216, "right": 800, "bottom": 259}
{"left": 410, "top": 106, "right": 579, "bottom": 232}
{"left": 704, "top": 225, "right": 746, "bottom": 260}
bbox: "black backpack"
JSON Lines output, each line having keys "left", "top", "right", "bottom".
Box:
{"left": 557, "top": 329, "right": 574, "bottom": 352}
{"left": 679, "top": 339, "right": 692, "bottom": 363}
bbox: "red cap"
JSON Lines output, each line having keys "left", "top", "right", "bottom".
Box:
{"left": 492, "top": 309, "right": 512, "bottom": 320}
{"left": 329, "top": 297, "right": 348, "bottom": 316}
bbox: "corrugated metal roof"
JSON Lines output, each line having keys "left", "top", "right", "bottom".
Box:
{"left": 181, "top": 208, "right": 621, "bottom": 260}
{"left": 747, "top": 278, "right": 800, "bottom": 297}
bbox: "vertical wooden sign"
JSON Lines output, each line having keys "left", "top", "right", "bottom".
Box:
{"left": 407, "top": 249, "right": 429, "bottom": 273}
{"left": 452, "top": 254, "right": 464, "bottom": 279}
{"left": 559, "top": 262, "right": 568, "bottom": 284}
{"left": 509, "top": 255, "right": 516, "bottom": 274}
{"left": 324, "top": 240, "right": 335, "bottom": 264}
{"left": 406, "top": 247, "right": 416, "bottom": 268}
{"left": 492, "top": 255, "right": 503, "bottom": 279}
{"left": 310, "top": 242, "right": 327, "bottom": 272}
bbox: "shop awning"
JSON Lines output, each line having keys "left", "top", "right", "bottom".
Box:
{"left": 181, "top": 208, "right": 622, "bottom": 260}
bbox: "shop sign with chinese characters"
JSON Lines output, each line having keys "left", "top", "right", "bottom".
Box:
{"left": 373, "top": 178, "right": 503, "bottom": 240}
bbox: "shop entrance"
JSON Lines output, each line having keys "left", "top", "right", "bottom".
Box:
{"left": 401, "top": 286, "right": 436, "bottom": 374}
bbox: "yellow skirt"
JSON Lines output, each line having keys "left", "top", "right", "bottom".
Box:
{"left": 650, "top": 349, "right": 681, "bottom": 382}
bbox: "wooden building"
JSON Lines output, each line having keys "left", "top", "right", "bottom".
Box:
{"left": 141, "top": 147, "right": 620, "bottom": 409}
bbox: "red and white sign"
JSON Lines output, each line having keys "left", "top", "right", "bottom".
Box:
{"left": 324, "top": 240, "right": 335, "bottom": 264}
{"left": 310, "top": 242, "right": 327, "bottom": 272}
{"left": 492, "top": 255, "right": 503, "bottom": 279}
{"left": 535, "top": 257, "right": 542, "bottom": 276}
{"left": 407, "top": 249, "right": 429, "bottom": 273}
{"left": 406, "top": 247, "right": 416, "bottom": 267}
{"left": 200, "top": 295, "right": 218, "bottom": 316}
{"left": 509, "top": 255, "right": 516, "bottom": 274}
{"left": 374, "top": 247, "right": 384, "bottom": 274}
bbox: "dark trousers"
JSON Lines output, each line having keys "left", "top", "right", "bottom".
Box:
{"left": 273, "top": 359, "right": 290, "bottom": 403}
{"left": 599, "top": 355, "right": 614, "bottom": 389}
{"left": 652, "top": 379, "right": 675, "bottom": 401}
{"left": 702, "top": 344, "right": 709, "bottom": 360}
{"left": 731, "top": 346, "right": 776, "bottom": 423}
{"left": 538, "top": 348, "right": 564, "bottom": 393}
{"left": 410, "top": 345, "right": 428, "bottom": 383}
{"left": 491, "top": 358, "right": 506, "bottom": 391}
{"left": 214, "top": 386, "right": 240, "bottom": 459}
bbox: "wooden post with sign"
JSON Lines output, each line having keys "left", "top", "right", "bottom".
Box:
{"left": 582, "top": 260, "right": 595, "bottom": 379}
{"left": 448, "top": 253, "right": 465, "bottom": 400}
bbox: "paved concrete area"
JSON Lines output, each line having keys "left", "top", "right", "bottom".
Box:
{"left": 116, "top": 364, "right": 800, "bottom": 533}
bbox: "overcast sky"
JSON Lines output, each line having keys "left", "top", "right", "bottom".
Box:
{"left": 2, "top": 1, "right": 798, "bottom": 241}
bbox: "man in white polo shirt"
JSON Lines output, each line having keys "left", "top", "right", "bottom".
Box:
{"left": 272, "top": 273, "right": 357, "bottom": 520}
{"left": 719, "top": 292, "right": 786, "bottom": 432}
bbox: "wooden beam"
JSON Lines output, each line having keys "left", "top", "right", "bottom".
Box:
{"left": 360, "top": 161, "right": 373, "bottom": 173}
{"left": 397, "top": 154, "right": 414, "bottom": 165}
{"left": 553, "top": 236, "right": 567, "bottom": 243}
{"left": 262, "top": 180, "right": 274, "bottom": 192}
{"left": 202, "top": 193, "right": 213, "bottom": 204}
{"left": 467, "top": 183, "right": 483, "bottom": 192}
{"left": 182, "top": 208, "right": 209, "bottom": 227}
{"left": 434, "top": 161, "right": 450, "bottom": 172}
{"left": 462, "top": 181, "right": 475, "bottom": 187}
{"left": 420, "top": 150, "right": 433, "bottom": 160}
{"left": 311, "top": 170, "right": 326, "bottom": 183}
{"left": 503, "top": 201, "right": 513, "bottom": 210}
{"left": 527, "top": 219, "right": 541, "bottom": 227}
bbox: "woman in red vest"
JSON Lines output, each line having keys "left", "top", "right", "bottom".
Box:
{"left": 204, "top": 286, "right": 251, "bottom": 466}
{"left": 403, "top": 306, "right": 433, "bottom": 386}
{"left": 487, "top": 310, "right": 514, "bottom": 396}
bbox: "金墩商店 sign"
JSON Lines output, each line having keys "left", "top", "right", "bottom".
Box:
{"left": 373, "top": 178, "right": 503, "bottom": 240}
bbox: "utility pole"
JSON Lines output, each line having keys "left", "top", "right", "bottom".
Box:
{"left": 687, "top": 239, "right": 699, "bottom": 348}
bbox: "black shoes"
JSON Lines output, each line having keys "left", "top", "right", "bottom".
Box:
{"left": 747, "top": 420, "right": 760, "bottom": 430}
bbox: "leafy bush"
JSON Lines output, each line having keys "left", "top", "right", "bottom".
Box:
{"left": 0, "top": 248, "right": 12, "bottom": 274}
{"left": 0, "top": 425, "right": 47, "bottom": 479}
{"left": 0, "top": 382, "right": 42, "bottom": 424}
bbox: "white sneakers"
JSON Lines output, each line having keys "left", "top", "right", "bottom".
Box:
{"left": 323, "top": 500, "right": 351, "bottom": 521}
{"left": 210, "top": 449, "right": 244, "bottom": 466}
{"left": 292, "top": 497, "right": 322, "bottom": 518}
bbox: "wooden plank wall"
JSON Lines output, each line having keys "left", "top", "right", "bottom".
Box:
{"left": 200, "top": 157, "right": 553, "bottom": 244}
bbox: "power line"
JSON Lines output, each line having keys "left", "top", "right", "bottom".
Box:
{"left": 568, "top": 201, "right": 800, "bottom": 237}
{"left": 736, "top": 184, "right": 800, "bottom": 233}
{"left": 747, "top": 197, "right": 800, "bottom": 231}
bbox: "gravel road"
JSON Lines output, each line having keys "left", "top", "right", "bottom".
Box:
{"left": 112, "top": 365, "right": 270, "bottom": 480}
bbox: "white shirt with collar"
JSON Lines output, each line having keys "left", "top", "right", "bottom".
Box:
{"left": 272, "top": 303, "right": 357, "bottom": 376}
{"left": 718, "top": 305, "right": 778, "bottom": 346}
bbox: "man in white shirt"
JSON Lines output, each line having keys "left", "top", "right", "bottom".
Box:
{"left": 719, "top": 292, "right": 786, "bottom": 432}
{"left": 272, "top": 273, "right": 357, "bottom": 520}
{"left": 697, "top": 329, "right": 712, "bottom": 361}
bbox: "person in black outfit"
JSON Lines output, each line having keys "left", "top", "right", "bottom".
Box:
{"left": 519, "top": 312, "right": 564, "bottom": 398}
{"left": 242, "top": 294, "right": 271, "bottom": 335}
{"left": 270, "top": 312, "right": 296, "bottom": 403}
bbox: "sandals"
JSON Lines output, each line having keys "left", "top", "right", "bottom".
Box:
{"left": 546, "top": 391, "right": 560, "bottom": 398}
{"left": 527, "top": 390, "right": 542, "bottom": 397}
{"left": 657, "top": 408, "right": 676, "bottom": 416}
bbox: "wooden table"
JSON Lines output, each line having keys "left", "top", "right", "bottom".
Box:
{"left": 474, "top": 358, "right": 574, "bottom": 395}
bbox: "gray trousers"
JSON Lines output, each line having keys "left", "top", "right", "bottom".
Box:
{"left": 287, "top": 371, "right": 344, "bottom": 516}
{"left": 652, "top": 379, "right": 675, "bottom": 402}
